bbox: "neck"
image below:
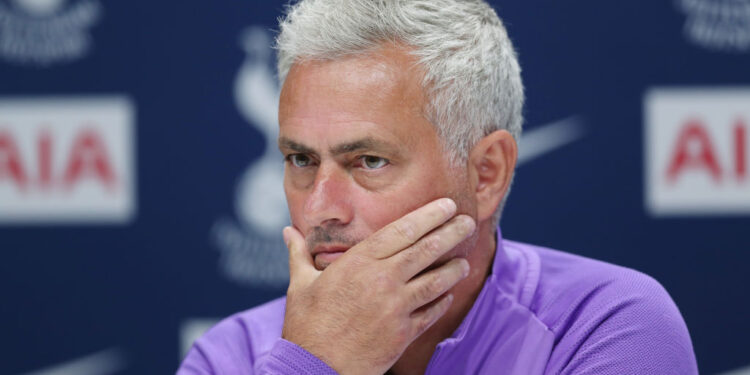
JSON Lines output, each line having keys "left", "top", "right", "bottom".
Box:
{"left": 389, "top": 221, "right": 497, "bottom": 375}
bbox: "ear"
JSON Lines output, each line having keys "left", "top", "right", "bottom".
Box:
{"left": 467, "top": 130, "right": 518, "bottom": 222}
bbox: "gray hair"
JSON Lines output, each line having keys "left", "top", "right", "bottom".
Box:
{"left": 276, "top": 0, "right": 524, "bottom": 222}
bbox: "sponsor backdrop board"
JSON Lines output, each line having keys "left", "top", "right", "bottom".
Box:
{"left": 0, "top": 0, "right": 748, "bottom": 374}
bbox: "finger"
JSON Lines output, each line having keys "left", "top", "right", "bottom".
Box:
{"left": 404, "top": 258, "right": 469, "bottom": 311}
{"left": 409, "top": 293, "right": 454, "bottom": 338}
{"left": 284, "top": 226, "right": 319, "bottom": 288}
{"left": 394, "top": 214, "right": 475, "bottom": 280}
{"left": 365, "top": 198, "right": 457, "bottom": 259}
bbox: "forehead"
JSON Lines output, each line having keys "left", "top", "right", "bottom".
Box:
{"left": 277, "top": 44, "right": 437, "bottom": 151}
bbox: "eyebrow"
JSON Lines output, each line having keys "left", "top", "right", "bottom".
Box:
{"left": 278, "top": 138, "right": 315, "bottom": 155}
{"left": 278, "top": 136, "right": 401, "bottom": 157}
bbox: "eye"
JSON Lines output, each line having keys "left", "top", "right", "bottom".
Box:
{"left": 359, "top": 155, "right": 389, "bottom": 170}
{"left": 287, "top": 154, "right": 312, "bottom": 168}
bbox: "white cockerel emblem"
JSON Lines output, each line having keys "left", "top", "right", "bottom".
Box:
{"left": 233, "top": 27, "right": 289, "bottom": 237}
{"left": 211, "top": 27, "right": 289, "bottom": 287}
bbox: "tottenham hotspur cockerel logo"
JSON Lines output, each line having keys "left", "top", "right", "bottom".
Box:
{"left": 211, "top": 27, "right": 290, "bottom": 287}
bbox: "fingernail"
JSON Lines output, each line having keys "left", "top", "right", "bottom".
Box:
{"left": 438, "top": 198, "right": 457, "bottom": 215}
{"left": 461, "top": 260, "right": 470, "bottom": 278}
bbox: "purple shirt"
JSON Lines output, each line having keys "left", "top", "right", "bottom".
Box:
{"left": 178, "top": 229, "right": 698, "bottom": 374}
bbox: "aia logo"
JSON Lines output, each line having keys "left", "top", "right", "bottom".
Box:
{"left": 0, "top": 128, "right": 117, "bottom": 191}
{"left": 0, "top": 97, "right": 135, "bottom": 224}
{"left": 645, "top": 88, "right": 750, "bottom": 216}
{"left": 666, "top": 119, "right": 747, "bottom": 184}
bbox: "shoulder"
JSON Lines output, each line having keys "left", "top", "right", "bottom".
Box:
{"left": 521, "top": 244, "right": 679, "bottom": 333}
{"left": 180, "top": 297, "right": 287, "bottom": 373}
{"left": 509, "top": 242, "right": 697, "bottom": 374}
{"left": 203, "top": 296, "right": 287, "bottom": 356}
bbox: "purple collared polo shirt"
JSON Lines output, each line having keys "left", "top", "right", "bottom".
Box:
{"left": 178, "top": 228, "right": 698, "bottom": 374}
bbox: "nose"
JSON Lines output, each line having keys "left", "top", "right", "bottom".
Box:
{"left": 304, "top": 164, "right": 354, "bottom": 228}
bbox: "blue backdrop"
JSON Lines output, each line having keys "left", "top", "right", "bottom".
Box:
{"left": 1, "top": 0, "right": 749, "bottom": 374}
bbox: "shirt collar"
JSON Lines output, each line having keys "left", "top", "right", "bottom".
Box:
{"left": 492, "top": 226, "right": 509, "bottom": 277}
{"left": 427, "top": 225, "right": 546, "bottom": 371}
{"left": 441, "top": 225, "right": 535, "bottom": 343}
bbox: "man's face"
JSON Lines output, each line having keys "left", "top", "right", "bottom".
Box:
{"left": 278, "top": 45, "right": 477, "bottom": 270}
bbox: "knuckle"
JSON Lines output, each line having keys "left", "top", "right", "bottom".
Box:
{"left": 394, "top": 320, "right": 412, "bottom": 346}
{"left": 373, "top": 272, "right": 397, "bottom": 293}
{"left": 399, "top": 246, "right": 420, "bottom": 265}
{"left": 406, "top": 235, "right": 442, "bottom": 264}
{"left": 345, "top": 252, "right": 368, "bottom": 267}
{"left": 384, "top": 298, "right": 402, "bottom": 318}
{"left": 414, "top": 315, "right": 432, "bottom": 335}
{"left": 416, "top": 274, "right": 443, "bottom": 304}
{"left": 427, "top": 273, "right": 445, "bottom": 295}
{"left": 421, "top": 235, "right": 441, "bottom": 254}
{"left": 393, "top": 220, "right": 417, "bottom": 243}
{"left": 286, "top": 285, "right": 297, "bottom": 297}
{"left": 286, "top": 281, "right": 305, "bottom": 297}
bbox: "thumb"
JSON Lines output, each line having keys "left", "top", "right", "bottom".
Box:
{"left": 283, "top": 226, "right": 319, "bottom": 287}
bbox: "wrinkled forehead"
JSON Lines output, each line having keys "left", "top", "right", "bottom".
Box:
{"left": 277, "top": 44, "right": 436, "bottom": 154}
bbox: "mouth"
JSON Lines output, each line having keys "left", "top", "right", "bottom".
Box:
{"left": 311, "top": 245, "right": 351, "bottom": 268}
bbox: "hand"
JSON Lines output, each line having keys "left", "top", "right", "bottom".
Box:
{"left": 281, "top": 198, "right": 475, "bottom": 375}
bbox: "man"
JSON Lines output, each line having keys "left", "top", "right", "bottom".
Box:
{"left": 179, "top": 0, "right": 698, "bottom": 374}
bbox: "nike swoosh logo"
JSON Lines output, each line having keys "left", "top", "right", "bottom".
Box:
{"left": 518, "top": 116, "right": 585, "bottom": 165}
{"left": 17, "top": 348, "right": 127, "bottom": 375}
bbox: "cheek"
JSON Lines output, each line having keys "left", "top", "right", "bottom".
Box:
{"left": 382, "top": 167, "right": 477, "bottom": 234}
{"left": 354, "top": 175, "right": 450, "bottom": 233}
{"left": 284, "top": 178, "right": 307, "bottom": 229}
{"left": 353, "top": 195, "right": 406, "bottom": 233}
